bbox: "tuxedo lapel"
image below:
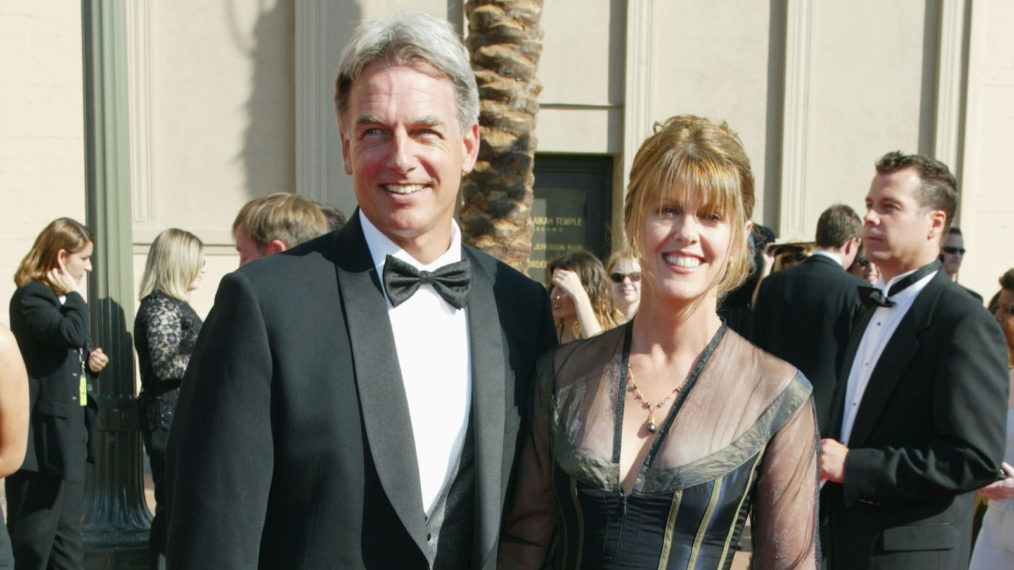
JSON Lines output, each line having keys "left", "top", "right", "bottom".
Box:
{"left": 334, "top": 215, "right": 428, "bottom": 553}
{"left": 845, "top": 277, "right": 939, "bottom": 447}
{"left": 463, "top": 247, "right": 509, "bottom": 564}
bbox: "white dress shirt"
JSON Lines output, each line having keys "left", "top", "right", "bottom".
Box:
{"left": 360, "top": 211, "right": 472, "bottom": 516}
{"left": 839, "top": 268, "right": 937, "bottom": 444}
{"left": 810, "top": 250, "right": 843, "bottom": 267}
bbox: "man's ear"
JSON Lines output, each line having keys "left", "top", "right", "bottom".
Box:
{"left": 928, "top": 210, "right": 947, "bottom": 241}
{"left": 340, "top": 131, "right": 353, "bottom": 176}
{"left": 264, "top": 239, "right": 289, "bottom": 256}
{"left": 460, "top": 123, "right": 480, "bottom": 175}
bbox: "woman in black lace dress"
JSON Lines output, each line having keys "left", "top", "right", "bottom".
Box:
{"left": 134, "top": 228, "right": 205, "bottom": 570}
{"left": 500, "top": 116, "right": 819, "bottom": 569}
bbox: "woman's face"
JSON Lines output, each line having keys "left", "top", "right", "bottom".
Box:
{"left": 610, "top": 257, "right": 641, "bottom": 306}
{"left": 639, "top": 192, "right": 732, "bottom": 305}
{"left": 550, "top": 285, "right": 575, "bottom": 321}
{"left": 994, "top": 288, "right": 1014, "bottom": 349}
{"left": 59, "top": 241, "right": 94, "bottom": 284}
{"left": 188, "top": 257, "right": 207, "bottom": 292}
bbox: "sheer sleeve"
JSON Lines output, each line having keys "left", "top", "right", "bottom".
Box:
{"left": 138, "top": 295, "right": 198, "bottom": 383}
{"left": 499, "top": 354, "right": 557, "bottom": 569}
{"left": 750, "top": 394, "right": 820, "bottom": 569}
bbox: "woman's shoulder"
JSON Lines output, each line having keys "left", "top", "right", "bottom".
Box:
{"left": 14, "top": 280, "right": 55, "bottom": 300}
{"left": 721, "top": 327, "right": 811, "bottom": 398}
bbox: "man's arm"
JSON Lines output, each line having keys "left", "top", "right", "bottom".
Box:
{"left": 166, "top": 271, "right": 275, "bottom": 569}
{"left": 840, "top": 310, "right": 1008, "bottom": 507}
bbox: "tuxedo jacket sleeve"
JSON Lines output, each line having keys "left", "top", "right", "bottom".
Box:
{"left": 165, "top": 219, "right": 556, "bottom": 569}
{"left": 837, "top": 277, "right": 1008, "bottom": 507}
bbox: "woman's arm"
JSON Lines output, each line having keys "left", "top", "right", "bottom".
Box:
{"left": 139, "top": 296, "right": 193, "bottom": 382}
{"left": 751, "top": 397, "right": 820, "bottom": 569}
{"left": 499, "top": 357, "right": 558, "bottom": 568}
{"left": 552, "top": 269, "right": 603, "bottom": 337}
{"left": 0, "top": 326, "right": 29, "bottom": 478}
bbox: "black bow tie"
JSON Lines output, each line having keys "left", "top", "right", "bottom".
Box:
{"left": 861, "top": 259, "right": 941, "bottom": 308}
{"left": 382, "top": 255, "right": 471, "bottom": 309}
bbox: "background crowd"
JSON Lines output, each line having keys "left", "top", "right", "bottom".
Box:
{"left": 1, "top": 10, "right": 1012, "bottom": 570}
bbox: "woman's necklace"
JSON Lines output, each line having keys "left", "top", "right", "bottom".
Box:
{"left": 627, "top": 369, "right": 683, "bottom": 434}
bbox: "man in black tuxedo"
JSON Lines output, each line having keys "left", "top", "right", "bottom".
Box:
{"left": 165, "top": 13, "right": 556, "bottom": 569}
{"left": 752, "top": 204, "right": 866, "bottom": 433}
{"left": 820, "top": 151, "right": 1009, "bottom": 569}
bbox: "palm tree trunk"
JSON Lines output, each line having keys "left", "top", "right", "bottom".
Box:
{"left": 461, "top": 0, "right": 544, "bottom": 273}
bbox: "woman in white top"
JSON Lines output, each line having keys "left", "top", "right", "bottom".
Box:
{"left": 969, "top": 268, "right": 1014, "bottom": 569}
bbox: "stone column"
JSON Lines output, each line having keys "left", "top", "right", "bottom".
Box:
{"left": 81, "top": 1, "right": 150, "bottom": 567}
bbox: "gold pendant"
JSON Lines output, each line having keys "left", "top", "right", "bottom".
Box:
{"left": 647, "top": 411, "right": 658, "bottom": 433}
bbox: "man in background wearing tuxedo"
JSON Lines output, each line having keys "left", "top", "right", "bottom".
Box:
{"left": 165, "top": 13, "right": 556, "bottom": 569}
{"left": 820, "top": 151, "right": 1008, "bottom": 569}
{"left": 752, "top": 203, "right": 867, "bottom": 433}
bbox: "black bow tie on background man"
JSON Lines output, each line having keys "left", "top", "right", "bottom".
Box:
{"left": 382, "top": 254, "right": 472, "bottom": 309}
{"left": 861, "top": 259, "right": 942, "bottom": 308}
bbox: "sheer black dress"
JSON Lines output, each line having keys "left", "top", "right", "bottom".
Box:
{"left": 501, "top": 323, "right": 819, "bottom": 569}
{"left": 134, "top": 291, "right": 201, "bottom": 569}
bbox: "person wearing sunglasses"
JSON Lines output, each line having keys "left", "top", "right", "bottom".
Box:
{"left": 606, "top": 249, "right": 641, "bottom": 322}
{"left": 970, "top": 268, "right": 1014, "bottom": 569}
{"left": 940, "top": 227, "right": 983, "bottom": 303}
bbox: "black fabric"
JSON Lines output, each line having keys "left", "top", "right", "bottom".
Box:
{"left": 886, "top": 259, "right": 940, "bottom": 298}
{"left": 142, "top": 427, "right": 169, "bottom": 570}
{"left": 135, "top": 291, "right": 202, "bottom": 570}
{"left": 5, "top": 472, "right": 84, "bottom": 570}
{"left": 429, "top": 419, "right": 475, "bottom": 570}
{"left": 165, "top": 213, "right": 558, "bottom": 569}
{"left": 8, "top": 282, "right": 97, "bottom": 483}
{"left": 752, "top": 255, "right": 868, "bottom": 434}
{"left": 822, "top": 270, "right": 1009, "bottom": 569}
{"left": 382, "top": 255, "right": 471, "bottom": 309}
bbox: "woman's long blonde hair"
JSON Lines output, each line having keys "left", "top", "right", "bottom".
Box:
{"left": 139, "top": 228, "right": 204, "bottom": 301}
{"left": 14, "top": 218, "right": 94, "bottom": 291}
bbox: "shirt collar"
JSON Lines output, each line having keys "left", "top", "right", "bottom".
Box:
{"left": 359, "top": 210, "right": 462, "bottom": 274}
{"left": 811, "top": 250, "right": 842, "bottom": 267}
{"left": 876, "top": 266, "right": 938, "bottom": 304}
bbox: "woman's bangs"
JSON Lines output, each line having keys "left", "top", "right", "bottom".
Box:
{"left": 653, "top": 157, "right": 740, "bottom": 219}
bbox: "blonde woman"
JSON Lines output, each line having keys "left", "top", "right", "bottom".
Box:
{"left": 606, "top": 249, "right": 642, "bottom": 322}
{"left": 501, "top": 116, "right": 819, "bottom": 569}
{"left": 133, "top": 228, "right": 205, "bottom": 570}
{"left": 547, "top": 249, "right": 622, "bottom": 343}
{"left": 8, "top": 218, "right": 106, "bottom": 569}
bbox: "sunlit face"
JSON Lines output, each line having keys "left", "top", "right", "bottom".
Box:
{"left": 234, "top": 227, "right": 263, "bottom": 267}
{"left": 639, "top": 193, "right": 732, "bottom": 306}
{"left": 189, "top": 258, "right": 207, "bottom": 292}
{"left": 610, "top": 257, "right": 641, "bottom": 306}
{"left": 862, "top": 168, "right": 942, "bottom": 280}
{"left": 994, "top": 288, "right": 1014, "bottom": 350}
{"left": 550, "top": 285, "right": 576, "bottom": 321}
{"left": 340, "top": 63, "right": 478, "bottom": 260}
{"left": 940, "top": 232, "right": 964, "bottom": 277}
{"left": 60, "top": 241, "right": 94, "bottom": 283}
